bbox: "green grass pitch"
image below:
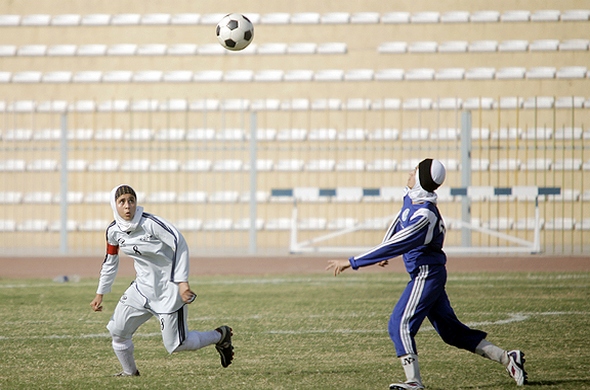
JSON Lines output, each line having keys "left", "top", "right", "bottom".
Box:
{"left": 1, "top": 271, "right": 589, "bottom": 389}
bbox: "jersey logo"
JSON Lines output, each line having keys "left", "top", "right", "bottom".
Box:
{"left": 133, "top": 245, "right": 142, "bottom": 255}
{"left": 401, "top": 208, "right": 410, "bottom": 222}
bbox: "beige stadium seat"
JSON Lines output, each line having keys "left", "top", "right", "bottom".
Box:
{"left": 470, "top": 11, "right": 500, "bottom": 22}
{"left": 305, "top": 159, "right": 336, "bottom": 171}
{"left": 111, "top": 13, "right": 141, "bottom": 25}
{"left": 211, "top": 160, "right": 243, "bottom": 171}
{"left": 87, "top": 160, "right": 119, "bottom": 172}
{"left": 490, "top": 159, "right": 521, "bottom": 171}
{"left": 556, "top": 66, "right": 587, "bottom": 79}
{"left": 335, "top": 159, "right": 365, "bottom": 171}
{"left": 137, "top": 44, "right": 167, "bottom": 56}
{"left": 371, "top": 98, "right": 401, "bottom": 109}
{"left": 0, "top": 45, "right": 16, "bottom": 56}
{"left": 287, "top": 43, "right": 317, "bottom": 54}
{"left": 545, "top": 218, "right": 575, "bottom": 231}
{"left": 256, "top": 43, "right": 287, "bottom": 55}
{"left": 197, "top": 44, "right": 226, "bottom": 55}
{"left": 140, "top": 13, "right": 171, "bottom": 25}
{"left": 17, "top": 219, "right": 49, "bottom": 232}
{"left": 378, "top": 42, "right": 407, "bottom": 53}
{"left": 12, "top": 71, "right": 42, "bottom": 83}
{"left": 280, "top": 99, "right": 310, "bottom": 110}
{"left": 284, "top": 70, "right": 314, "bottom": 81}
{"left": 553, "top": 159, "right": 582, "bottom": 171}
{"left": 526, "top": 67, "right": 556, "bottom": 79}
{"left": 492, "top": 127, "right": 522, "bottom": 140}
{"left": 399, "top": 159, "right": 421, "bottom": 171}
{"left": 83, "top": 192, "right": 111, "bottom": 204}
{"left": 522, "top": 128, "right": 553, "bottom": 140}
{"left": 102, "top": 71, "right": 132, "bottom": 82}
{"left": 65, "top": 160, "right": 88, "bottom": 172}
{"left": 374, "top": 69, "right": 404, "bottom": 81}
{"left": 276, "top": 128, "right": 307, "bottom": 141}
{"left": 351, "top": 12, "right": 380, "bottom": 24}
{"left": 265, "top": 218, "right": 292, "bottom": 230}
{"left": 321, "top": 12, "right": 350, "bottom": 24}
{"left": 380, "top": 187, "right": 407, "bottom": 202}
{"left": 327, "top": 218, "right": 358, "bottom": 230}
{"left": 170, "top": 13, "right": 200, "bottom": 25}
{"left": 498, "top": 40, "right": 528, "bottom": 52}
{"left": 410, "top": 12, "right": 439, "bottom": 23}
{"left": 523, "top": 96, "right": 554, "bottom": 109}
{"left": 500, "top": 10, "right": 530, "bottom": 22}
{"left": 334, "top": 187, "right": 364, "bottom": 202}
{"left": 215, "top": 128, "right": 245, "bottom": 140}
{"left": 308, "top": 128, "right": 337, "bottom": 141}
{"left": 338, "top": 128, "right": 366, "bottom": 141}
{"left": 149, "top": 159, "right": 180, "bottom": 172}
{"left": 314, "top": 69, "right": 344, "bottom": 81}
{"left": 146, "top": 191, "right": 177, "bottom": 203}
{"left": 186, "top": 128, "right": 215, "bottom": 141}
{"left": 42, "top": 71, "right": 72, "bottom": 83}
{"left": 27, "top": 159, "right": 58, "bottom": 171}
{"left": 433, "top": 97, "right": 462, "bottom": 109}
{"left": 208, "top": 191, "right": 240, "bottom": 203}
{"left": 529, "top": 40, "right": 559, "bottom": 51}
{"left": 180, "top": 160, "right": 213, "bottom": 172}
{"left": 167, "top": 44, "right": 198, "bottom": 55}
{"left": 274, "top": 159, "right": 305, "bottom": 171}
{"left": 440, "top": 11, "right": 470, "bottom": 23}
{"left": 430, "top": 128, "right": 459, "bottom": 140}
{"left": 522, "top": 158, "right": 552, "bottom": 171}
{"left": 175, "top": 218, "right": 203, "bottom": 232}
{"left": 311, "top": 99, "right": 341, "bottom": 110}
{"left": 465, "top": 67, "right": 495, "bottom": 80}
{"left": 408, "top": 41, "right": 437, "bottom": 53}
{"left": 80, "top": 14, "right": 111, "bottom": 25}
{"left": 131, "top": 70, "right": 164, "bottom": 83}
{"left": 220, "top": 99, "right": 250, "bottom": 111}
{"left": 21, "top": 14, "right": 51, "bottom": 26}
{"left": 404, "top": 68, "right": 435, "bottom": 81}
{"left": 107, "top": 44, "right": 137, "bottom": 56}
{"left": 189, "top": 99, "right": 220, "bottom": 111}
{"left": 0, "top": 15, "right": 20, "bottom": 26}
{"left": 483, "top": 218, "right": 514, "bottom": 230}
{"left": 3, "top": 129, "right": 33, "bottom": 141}
{"left": 47, "top": 44, "right": 77, "bottom": 56}
{"left": 468, "top": 40, "right": 498, "bottom": 52}
{"left": 554, "top": 127, "right": 583, "bottom": 140}
{"left": 177, "top": 192, "right": 207, "bottom": 203}
{"left": 290, "top": 12, "right": 320, "bottom": 24}
{"left": 154, "top": 128, "right": 186, "bottom": 141}
{"left": 77, "top": 44, "right": 107, "bottom": 56}
{"left": 366, "top": 159, "right": 398, "bottom": 171}
{"left": 23, "top": 192, "right": 53, "bottom": 204}
{"left": 381, "top": 12, "right": 410, "bottom": 24}
{"left": 494, "top": 96, "right": 524, "bottom": 108}
{"left": 17, "top": 44, "right": 47, "bottom": 56}
{"left": 253, "top": 70, "right": 284, "bottom": 82}
{"left": 233, "top": 218, "right": 265, "bottom": 230}
{"left": 297, "top": 218, "right": 327, "bottom": 230}
{"left": 79, "top": 219, "right": 110, "bottom": 231}
{"left": 530, "top": 10, "right": 560, "bottom": 22}
{"left": 51, "top": 14, "right": 81, "bottom": 25}
{"left": 560, "top": 10, "right": 590, "bottom": 21}
{"left": 317, "top": 42, "right": 347, "bottom": 54}
{"left": 238, "top": 191, "right": 270, "bottom": 203}
{"left": 48, "top": 220, "right": 78, "bottom": 232}
{"left": 0, "top": 191, "right": 23, "bottom": 203}
{"left": 120, "top": 159, "right": 150, "bottom": 172}
{"left": 72, "top": 71, "right": 102, "bottom": 82}
{"left": 344, "top": 69, "right": 374, "bottom": 81}
{"left": 559, "top": 39, "right": 589, "bottom": 51}
{"left": 37, "top": 100, "right": 67, "bottom": 112}
{"left": 435, "top": 68, "right": 465, "bottom": 80}
{"left": 438, "top": 41, "right": 468, "bottom": 52}
{"left": 555, "top": 96, "right": 585, "bottom": 108}
{"left": 402, "top": 98, "right": 432, "bottom": 110}
{"left": 367, "top": 128, "right": 399, "bottom": 141}
{"left": 260, "top": 13, "right": 290, "bottom": 24}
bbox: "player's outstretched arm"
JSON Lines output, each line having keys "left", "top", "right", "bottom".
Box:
{"left": 326, "top": 259, "right": 351, "bottom": 276}
{"left": 90, "top": 294, "right": 104, "bottom": 312}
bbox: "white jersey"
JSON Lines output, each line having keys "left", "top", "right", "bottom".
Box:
{"left": 97, "top": 212, "right": 190, "bottom": 314}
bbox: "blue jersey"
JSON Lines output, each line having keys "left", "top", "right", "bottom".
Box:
{"left": 349, "top": 194, "right": 446, "bottom": 274}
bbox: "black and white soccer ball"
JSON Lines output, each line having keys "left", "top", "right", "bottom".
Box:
{"left": 216, "top": 13, "right": 254, "bottom": 51}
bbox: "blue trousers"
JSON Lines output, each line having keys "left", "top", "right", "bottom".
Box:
{"left": 389, "top": 264, "right": 487, "bottom": 356}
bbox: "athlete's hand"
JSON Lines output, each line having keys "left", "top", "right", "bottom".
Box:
{"left": 90, "top": 294, "right": 103, "bottom": 312}
{"left": 326, "top": 259, "right": 351, "bottom": 276}
{"left": 178, "top": 282, "right": 197, "bottom": 304}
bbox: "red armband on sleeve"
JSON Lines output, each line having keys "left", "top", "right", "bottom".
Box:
{"left": 106, "top": 243, "right": 119, "bottom": 255}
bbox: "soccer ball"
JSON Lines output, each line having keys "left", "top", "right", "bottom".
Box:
{"left": 216, "top": 13, "right": 254, "bottom": 51}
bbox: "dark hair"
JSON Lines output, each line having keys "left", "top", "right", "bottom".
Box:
{"left": 418, "top": 159, "right": 440, "bottom": 192}
{"left": 115, "top": 185, "right": 136, "bottom": 201}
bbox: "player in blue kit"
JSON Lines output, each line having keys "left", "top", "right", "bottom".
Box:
{"left": 327, "top": 159, "right": 527, "bottom": 389}
{"left": 90, "top": 184, "right": 234, "bottom": 376}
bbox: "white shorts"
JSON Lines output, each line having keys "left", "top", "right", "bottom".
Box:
{"left": 106, "top": 283, "right": 188, "bottom": 353}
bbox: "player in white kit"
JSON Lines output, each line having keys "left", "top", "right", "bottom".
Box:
{"left": 90, "top": 184, "right": 234, "bottom": 376}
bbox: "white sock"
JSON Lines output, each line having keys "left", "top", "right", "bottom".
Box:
{"left": 400, "top": 353, "right": 422, "bottom": 384}
{"left": 174, "top": 330, "right": 221, "bottom": 352}
{"left": 475, "top": 340, "right": 509, "bottom": 365}
{"left": 112, "top": 337, "right": 138, "bottom": 374}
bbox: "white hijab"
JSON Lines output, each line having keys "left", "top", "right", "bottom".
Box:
{"left": 110, "top": 184, "right": 144, "bottom": 232}
{"left": 407, "top": 169, "right": 438, "bottom": 204}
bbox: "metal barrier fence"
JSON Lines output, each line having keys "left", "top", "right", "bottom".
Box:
{"left": 0, "top": 98, "right": 588, "bottom": 256}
